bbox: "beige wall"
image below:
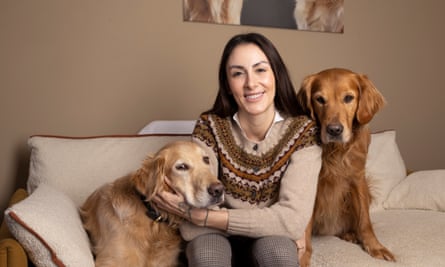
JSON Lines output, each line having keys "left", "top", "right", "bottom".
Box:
{"left": 1, "top": 0, "right": 444, "bottom": 217}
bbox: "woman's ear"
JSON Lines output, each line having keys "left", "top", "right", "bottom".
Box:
{"left": 356, "top": 74, "right": 386, "bottom": 124}
{"left": 297, "top": 75, "right": 316, "bottom": 120}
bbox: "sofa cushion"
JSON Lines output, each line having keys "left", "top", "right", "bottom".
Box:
{"left": 4, "top": 184, "right": 94, "bottom": 267}
{"left": 312, "top": 209, "right": 445, "bottom": 266}
{"left": 27, "top": 134, "right": 190, "bottom": 207}
{"left": 384, "top": 169, "right": 445, "bottom": 211}
{"left": 366, "top": 130, "right": 407, "bottom": 212}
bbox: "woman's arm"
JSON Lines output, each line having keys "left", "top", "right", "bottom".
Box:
{"left": 225, "top": 145, "right": 321, "bottom": 239}
{"left": 155, "top": 144, "right": 321, "bottom": 241}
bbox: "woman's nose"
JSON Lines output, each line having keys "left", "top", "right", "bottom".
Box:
{"left": 244, "top": 73, "right": 256, "bottom": 89}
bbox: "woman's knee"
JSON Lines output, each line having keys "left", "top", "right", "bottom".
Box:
{"left": 186, "top": 234, "right": 232, "bottom": 267}
{"left": 252, "top": 236, "right": 299, "bottom": 267}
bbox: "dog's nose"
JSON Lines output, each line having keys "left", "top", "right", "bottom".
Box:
{"left": 327, "top": 124, "right": 343, "bottom": 137}
{"left": 208, "top": 182, "right": 224, "bottom": 198}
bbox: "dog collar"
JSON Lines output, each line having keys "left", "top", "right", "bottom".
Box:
{"left": 137, "top": 192, "right": 168, "bottom": 223}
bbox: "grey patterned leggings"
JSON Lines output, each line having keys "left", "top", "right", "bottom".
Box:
{"left": 185, "top": 233, "right": 299, "bottom": 267}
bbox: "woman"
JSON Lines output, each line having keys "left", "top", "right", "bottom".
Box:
{"left": 154, "top": 32, "right": 321, "bottom": 267}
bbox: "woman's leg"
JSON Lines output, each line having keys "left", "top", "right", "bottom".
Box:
{"left": 251, "top": 236, "right": 299, "bottom": 267}
{"left": 186, "top": 233, "right": 232, "bottom": 267}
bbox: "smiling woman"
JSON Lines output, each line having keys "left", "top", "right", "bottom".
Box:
{"left": 151, "top": 32, "right": 322, "bottom": 267}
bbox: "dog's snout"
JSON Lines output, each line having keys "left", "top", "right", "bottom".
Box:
{"left": 208, "top": 182, "right": 224, "bottom": 198}
{"left": 327, "top": 124, "right": 343, "bottom": 137}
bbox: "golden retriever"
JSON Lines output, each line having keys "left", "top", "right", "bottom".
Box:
{"left": 294, "top": 0, "right": 344, "bottom": 32}
{"left": 296, "top": 68, "right": 395, "bottom": 266}
{"left": 183, "top": 0, "right": 243, "bottom": 24}
{"left": 80, "top": 141, "right": 224, "bottom": 267}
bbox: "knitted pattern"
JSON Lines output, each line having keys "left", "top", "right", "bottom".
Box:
{"left": 192, "top": 114, "right": 318, "bottom": 205}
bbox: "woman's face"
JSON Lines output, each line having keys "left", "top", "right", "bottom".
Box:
{"left": 226, "top": 43, "right": 276, "bottom": 118}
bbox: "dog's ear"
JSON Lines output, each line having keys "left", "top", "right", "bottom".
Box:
{"left": 132, "top": 155, "right": 166, "bottom": 200}
{"left": 297, "top": 74, "right": 316, "bottom": 120}
{"left": 356, "top": 74, "right": 386, "bottom": 124}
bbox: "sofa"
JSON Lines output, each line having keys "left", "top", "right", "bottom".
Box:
{"left": 1, "top": 121, "right": 444, "bottom": 267}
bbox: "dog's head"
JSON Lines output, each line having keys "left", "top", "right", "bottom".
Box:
{"left": 132, "top": 141, "right": 224, "bottom": 208}
{"left": 297, "top": 68, "right": 385, "bottom": 144}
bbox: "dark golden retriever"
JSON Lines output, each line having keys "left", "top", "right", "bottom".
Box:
{"left": 296, "top": 68, "right": 395, "bottom": 266}
{"left": 80, "top": 141, "right": 224, "bottom": 267}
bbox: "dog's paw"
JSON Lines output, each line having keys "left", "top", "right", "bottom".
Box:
{"left": 299, "top": 252, "right": 311, "bottom": 267}
{"left": 367, "top": 246, "right": 396, "bottom": 262}
{"left": 339, "top": 232, "right": 359, "bottom": 243}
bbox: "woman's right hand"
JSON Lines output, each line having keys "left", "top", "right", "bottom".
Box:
{"left": 151, "top": 177, "right": 208, "bottom": 225}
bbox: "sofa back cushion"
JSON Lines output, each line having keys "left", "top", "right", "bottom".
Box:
{"left": 26, "top": 130, "right": 406, "bottom": 211}
{"left": 27, "top": 134, "right": 191, "bottom": 207}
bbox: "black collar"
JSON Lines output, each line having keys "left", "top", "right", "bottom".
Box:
{"left": 137, "top": 191, "right": 168, "bottom": 223}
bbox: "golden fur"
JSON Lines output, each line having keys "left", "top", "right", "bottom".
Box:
{"left": 294, "top": 0, "right": 344, "bottom": 32}
{"left": 183, "top": 0, "right": 243, "bottom": 24}
{"left": 80, "top": 141, "right": 224, "bottom": 267}
{"left": 296, "top": 68, "right": 395, "bottom": 266}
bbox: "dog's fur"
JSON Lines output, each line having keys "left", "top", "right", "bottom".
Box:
{"left": 80, "top": 141, "right": 224, "bottom": 267}
{"left": 296, "top": 68, "right": 395, "bottom": 266}
{"left": 294, "top": 0, "right": 344, "bottom": 32}
{"left": 183, "top": 0, "right": 243, "bottom": 24}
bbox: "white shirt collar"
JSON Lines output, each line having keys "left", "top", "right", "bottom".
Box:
{"left": 233, "top": 110, "right": 284, "bottom": 140}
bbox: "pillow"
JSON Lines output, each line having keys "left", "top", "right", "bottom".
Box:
{"left": 4, "top": 184, "right": 94, "bottom": 267}
{"left": 383, "top": 170, "right": 445, "bottom": 211}
{"left": 27, "top": 134, "right": 190, "bottom": 207}
{"left": 365, "top": 130, "right": 407, "bottom": 212}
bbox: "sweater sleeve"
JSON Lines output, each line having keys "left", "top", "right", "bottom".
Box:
{"left": 227, "top": 144, "right": 322, "bottom": 240}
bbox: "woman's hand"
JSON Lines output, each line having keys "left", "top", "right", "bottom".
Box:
{"left": 152, "top": 189, "right": 189, "bottom": 218}
{"left": 152, "top": 178, "right": 208, "bottom": 226}
{"left": 296, "top": 232, "right": 306, "bottom": 261}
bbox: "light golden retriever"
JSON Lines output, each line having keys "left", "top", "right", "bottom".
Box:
{"left": 296, "top": 68, "right": 395, "bottom": 266}
{"left": 183, "top": 0, "right": 243, "bottom": 24}
{"left": 294, "top": 0, "right": 344, "bottom": 32}
{"left": 80, "top": 141, "right": 224, "bottom": 267}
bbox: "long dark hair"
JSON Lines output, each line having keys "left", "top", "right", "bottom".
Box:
{"left": 204, "top": 32, "right": 303, "bottom": 117}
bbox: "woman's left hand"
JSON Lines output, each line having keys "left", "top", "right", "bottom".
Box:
{"left": 296, "top": 232, "right": 306, "bottom": 261}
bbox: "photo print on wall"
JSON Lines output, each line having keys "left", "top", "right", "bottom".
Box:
{"left": 183, "top": 0, "right": 344, "bottom": 33}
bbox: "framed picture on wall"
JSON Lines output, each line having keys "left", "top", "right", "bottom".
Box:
{"left": 183, "top": 0, "right": 344, "bottom": 33}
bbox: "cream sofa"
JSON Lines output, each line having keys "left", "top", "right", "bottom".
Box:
{"left": 1, "top": 121, "right": 445, "bottom": 267}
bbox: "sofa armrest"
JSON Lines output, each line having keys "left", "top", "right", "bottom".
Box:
{"left": 0, "top": 238, "right": 28, "bottom": 267}
{"left": 1, "top": 188, "right": 28, "bottom": 239}
{"left": 1, "top": 188, "right": 29, "bottom": 267}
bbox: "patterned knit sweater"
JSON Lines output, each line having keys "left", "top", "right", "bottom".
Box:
{"left": 179, "top": 113, "right": 322, "bottom": 241}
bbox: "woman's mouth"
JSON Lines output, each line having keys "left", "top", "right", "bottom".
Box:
{"left": 245, "top": 91, "right": 265, "bottom": 101}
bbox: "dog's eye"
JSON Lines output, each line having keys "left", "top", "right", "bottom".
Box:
{"left": 344, "top": 95, "right": 354, "bottom": 103}
{"left": 203, "top": 156, "right": 210, "bottom": 165}
{"left": 176, "top": 163, "right": 189, "bottom": 171}
{"left": 315, "top": 96, "right": 326, "bottom": 105}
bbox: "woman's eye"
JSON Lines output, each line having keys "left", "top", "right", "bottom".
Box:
{"left": 230, "top": 71, "right": 244, "bottom": 78}
{"left": 256, "top": 68, "right": 267, "bottom": 73}
{"left": 203, "top": 156, "right": 210, "bottom": 164}
{"left": 176, "top": 163, "right": 189, "bottom": 171}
